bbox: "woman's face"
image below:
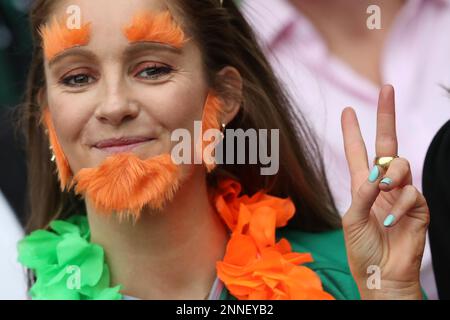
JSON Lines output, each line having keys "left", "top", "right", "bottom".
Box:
{"left": 43, "top": 0, "right": 207, "bottom": 174}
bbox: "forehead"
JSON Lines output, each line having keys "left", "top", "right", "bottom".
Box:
{"left": 49, "top": 0, "right": 183, "bottom": 35}
{"left": 42, "top": 0, "right": 192, "bottom": 62}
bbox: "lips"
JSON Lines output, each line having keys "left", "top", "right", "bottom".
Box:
{"left": 93, "top": 137, "right": 153, "bottom": 153}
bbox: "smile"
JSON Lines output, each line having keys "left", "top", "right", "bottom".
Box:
{"left": 93, "top": 137, "right": 154, "bottom": 154}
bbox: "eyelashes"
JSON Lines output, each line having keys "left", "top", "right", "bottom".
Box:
{"left": 59, "top": 63, "right": 175, "bottom": 89}
{"left": 61, "top": 73, "right": 96, "bottom": 87}
{"left": 134, "top": 63, "right": 174, "bottom": 81}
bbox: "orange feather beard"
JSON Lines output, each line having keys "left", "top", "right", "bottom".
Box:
{"left": 71, "top": 153, "right": 183, "bottom": 221}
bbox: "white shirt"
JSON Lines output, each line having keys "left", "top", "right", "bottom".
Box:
{"left": 0, "top": 191, "right": 27, "bottom": 299}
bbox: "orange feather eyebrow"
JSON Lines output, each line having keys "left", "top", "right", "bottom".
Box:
{"left": 123, "top": 10, "right": 187, "bottom": 49}
{"left": 39, "top": 16, "right": 91, "bottom": 61}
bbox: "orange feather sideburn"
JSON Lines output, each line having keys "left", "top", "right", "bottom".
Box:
{"left": 42, "top": 109, "right": 73, "bottom": 190}
{"left": 123, "top": 10, "right": 187, "bottom": 48}
{"left": 39, "top": 16, "right": 91, "bottom": 61}
{"left": 200, "top": 93, "right": 224, "bottom": 172}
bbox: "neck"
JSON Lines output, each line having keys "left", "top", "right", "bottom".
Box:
{"left": 86, "top": 166, "right": 230, "bottom": 299}
{"left": 289, "top": 0, "right": 405, "bottom": 85}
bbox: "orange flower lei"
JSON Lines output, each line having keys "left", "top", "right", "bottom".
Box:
{"left": 214, "top": 179, "right": 334, "bottom": 300}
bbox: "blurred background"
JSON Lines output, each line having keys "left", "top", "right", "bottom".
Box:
{"left": 0, "top": 0, "right": 32, "bottom": 299}
{"left": 0, "top": 0, "right": 31, "bottom": 223}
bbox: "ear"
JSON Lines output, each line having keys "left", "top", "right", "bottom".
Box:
{"left": 215, "top": 66, "right": 243, "bottom": 126}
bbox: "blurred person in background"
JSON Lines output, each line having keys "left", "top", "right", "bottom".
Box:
{"left": 0, "top": 191, "right": 27, "bottom": 299}
{"left": 242, "top": 0, "right": 450, "bottom": 300}
{"left": 0, "top": 0, "right": 32, "bottom": 299}
{"left": 423, "top": 113, "right": 450, "bottom": 300}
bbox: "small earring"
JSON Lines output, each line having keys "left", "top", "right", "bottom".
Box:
{"left": 220, "top": 123, "right": 226, "bottom": 139}
{"left": 49, "top": 145, "right": 56, "bottom": 162}
{"left": 44, "top": 128, "right": 54, "bottom": 161}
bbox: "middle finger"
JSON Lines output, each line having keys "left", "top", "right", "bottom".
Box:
{"left": 376, "top": 85, "right": 398, "bottom": 156}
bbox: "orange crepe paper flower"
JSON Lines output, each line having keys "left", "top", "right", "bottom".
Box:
{"left": 72, "top": 153, "right": 182, "bottom": 220}
{"left": 42, "top": 108, "right": 73, "bottom": 190}
{"left": 123, "top": 10, "right": 187, "bottom": 48}
{"left": 214, "top": 179, "right": 335, "bottom": 300}
{"left": 39, "top": 16, "right": 91, "bottom": 61}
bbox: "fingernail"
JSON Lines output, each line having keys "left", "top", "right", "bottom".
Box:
{"left": 383, "top": 214, "right": 395, "bottom": 227}
{"left": 380, "top": 177, "right": 392, "bottom": 185}
{"left": 368, "top": 166, "right": 380, "bottom": 183}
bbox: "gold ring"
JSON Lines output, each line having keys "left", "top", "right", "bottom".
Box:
{"left": 374, "top": 156, "right": 399, "bottom": 170}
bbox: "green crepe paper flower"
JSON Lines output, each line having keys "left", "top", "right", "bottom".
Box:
{"left": 18, "top": 215, "right": 122, "bottom": 300}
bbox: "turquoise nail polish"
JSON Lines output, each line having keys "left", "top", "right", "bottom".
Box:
{"left": 380, "top": 177, "right": 392, "bottom": 185}
{"left": 368, "top": 166, "right": 380, "bottom": 183}
{"left": 384, "top": 214, "right": 395, "bottom": 227}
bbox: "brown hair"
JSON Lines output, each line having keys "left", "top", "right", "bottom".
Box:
{"left": 20, "top": 0, "right": 341, "bottom": 233}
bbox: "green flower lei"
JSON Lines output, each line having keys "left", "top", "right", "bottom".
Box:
{"left": 17, "top": 215, "right": 122, "bottom": 300}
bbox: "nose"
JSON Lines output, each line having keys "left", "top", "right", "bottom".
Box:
{"left": 95, "top": 79, "right": 139, "bottom": 126}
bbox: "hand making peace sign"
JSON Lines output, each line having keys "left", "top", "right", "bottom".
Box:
{"left": 341, "top": 85, "right": 430, "bottom": 300}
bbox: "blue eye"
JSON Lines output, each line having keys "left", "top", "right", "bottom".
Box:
{"left": 61, "top": 74, "right": 95, "bottom": 87}
{"left": 136, "top": 65, "right": 173, "bottom": 80}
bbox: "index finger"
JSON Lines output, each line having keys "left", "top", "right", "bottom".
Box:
{"left": 341, "top": 107, "right": 369, "bottom": 191}
{"left": 376, "top": 85, "right": 398, "bottom": 156}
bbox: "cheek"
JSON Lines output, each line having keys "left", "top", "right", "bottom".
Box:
{"left": 137, "top": 79, "right": 207, "bottom": 134}
{"left": 48, "top": 92, "right": 93, "bottom": 171}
